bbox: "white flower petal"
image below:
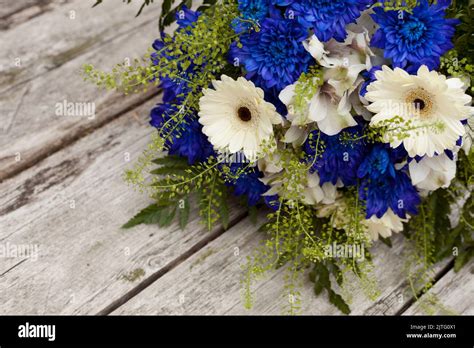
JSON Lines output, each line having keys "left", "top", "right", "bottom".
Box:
{"left": 198, "top": 75, "right": 282, "bottom": 158}
{"left": 365, "top": 65, "right": 474, "bottom": 157}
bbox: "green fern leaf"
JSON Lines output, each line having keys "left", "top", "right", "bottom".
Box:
{"left": 122, "top": 204, "right": 163, "bottom": 229}
{"left": 328, "top": 289, "right": 351, "bottom": 315}
{"left": 178, "top": 197, "right": 190, "bottom": 230}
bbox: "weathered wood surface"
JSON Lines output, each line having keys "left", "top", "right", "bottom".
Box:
{"left": 403, "top": 260, "right": 474, "bottom": 315}
{"left": 0, "top": 0, "right": 471, "bottom": 316}
{"left": 0, "top": 98, "right": 245, "bottom": 314}
{"left": 112, "top": 217, "right": 455, "bottom": 315}
{"left": 0, "top": 0, "right": 69, "bottom": 30}
{"left": 0, "top": 0, "right": 161, "bottom": 182}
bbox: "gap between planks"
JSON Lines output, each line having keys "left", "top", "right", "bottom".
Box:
{"left": 394, "top": 258, "right": 455, "bottom": 315}
{"left": 0, "top": 0, "right": 162, "bottom": 182}
{"left": 402, "top": 259, "right": 474, "bottom": 315}
{"left": 2, "top": 1, "right": 463, "bottom": 315}
{"left": 0, "top": 0, "right": 254, "bottom": 314}
{"left": 98, "top": 211, "right": 249, "bottom": 315}
{"left": 110, "top": 215, "right": 458, "bottom": 315}
{"left": 0, "top": 97, "right": 248, "bottom": 315}
{"left": 0, "top": 89, "right": 159, "bottom": 184}
{"left": 0, "top": 1, "right": 158, "bottom": 96}
{"left": 0, "top": 0, "right": 69, "bottom": 31}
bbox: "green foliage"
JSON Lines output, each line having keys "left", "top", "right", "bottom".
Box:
{"left": 447, "top": 0, "right": 474, "bottom": 56}
{"left": 404, "top": 193, "right": 441, "bottom": 300}
{"left": 243, "top": 200, "right": 321, "bottom": 315}
{"left": 124, "top": 132, "right": 166, "bottom": 193}
{"left": 263, "top": 139, "right": 322, "bottom": 201}
{"left": 84, "top": 0, "right": 241, "bottom": 155}
{"left": 374, "top": 0, "right": 420, "bottom": 12}
{"left": 109, "top": 1, "right": 247, "bottom": 233}
{"left": 159, "top": 0, "right": 190, "bottom": 32}
{"left": 248, "top": 205, "right": 258, "bottom": 225}
{"left": 92, "top": 0, "right": 155, "bottom": 17}
{"left": 309, "top": 262, "right": 350, "bottom": 314}
{"left": 159, "top": 0, "right": 221, "bottom": 32}
{"left": 178, "top": 196, "right": 190, "bottom": 229}
{"left": 403, "top": 148, "right": 474, "bottom": 313}
{"left": 338, "top": 115, "right": 447, "bottom": 151}
{"left": 369, "top": 116, "right": 446, "bottom": 144}
{"left": 123, "top": 201, "right": 176, "bottom": 229}
{"left": 83, "top": 1, "right": 240, "bottom": 94}
{"left": 124, "top": 155, "right": 235, "bottom": 231}
{"left": 440, "top": 50, "right": 474, "bottom": 95}
{"left": 197, "top": 170, "right": 230, "bottom": 231}
{"left": 242, "top": 178, "right": 377, "bottom": 314}
{"left": 292, "top": 65, "right": 324, "bottom": 123}
{"left": 448, "top": 150, "right": 474, "bottom": 271}
{"left": 143, "top": 156, "right": 193, "bottom": 231}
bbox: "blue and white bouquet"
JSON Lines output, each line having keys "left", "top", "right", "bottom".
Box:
{"left": 86, "top": 0, "right": 474, "bottom": 313}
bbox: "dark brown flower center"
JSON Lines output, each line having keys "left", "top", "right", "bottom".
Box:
{"left": 413, "top": 98, "right": 426, "bottom": 111}
{"left": 237, "top": 106, "right": 252, "bottom": 122}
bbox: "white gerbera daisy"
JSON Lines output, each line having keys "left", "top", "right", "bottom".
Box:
{"left": 198, "top": 75, "right": 282, "bottom": 160}
{"left": 365, "top": 65, "right": 474, "bottom": 157}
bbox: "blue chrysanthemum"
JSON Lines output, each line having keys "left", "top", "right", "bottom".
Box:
{"left": 230, "top": 17, "right": 313, "bottom": 91}
{"left": 281, "top": 0, "right": 373, "bottom": 42}
{"left": 357, "top": 143, "right": 407, "bottom": 180}
{"left": 239, "top": 0, "right": 269, "bottom": 20}
{"left": 176, "top": 5, "right": 201, "bottom": 28}
{"left": 360, "top": 66, "right": 381, "bottom": 97}
{"left": 226, "top": 165, "right": 269, "bottom": 206}
{"left": 150, "top": 104, "right": 214, "bottom": 165}
{"left": 233, "top": 0, "right": 273, "bottom": 32}
{"left": 149, "top": 6, "right": 214, "bottom": 165}
{"left": 371, "top": 0, "right": 459, "bottom": 70}
{"left": 358, "top": 144, "right": 420, "bottom": 219}
{"left": 264, "top": 194, "right": 281, "bottom": 211}
{"left": 168, "top": 118, "right": 215, "bottom": 164}
{"left": 304, "top": 125, "right": 368, "bottom": 186}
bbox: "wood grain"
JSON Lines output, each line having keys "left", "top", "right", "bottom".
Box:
{"left": 0, "top": 1, "right": 50, "bottom": 19}
{"left": 0, "top": 0, "right": 162, "bottom": 182}
{"left": 112, "top": 216, "right": 453, "bottom": 315}
{"left": 403, "top": 260, "right": 474, "bottom": 315}
{"left": 0, "top": 0, "right": 69, "bottom": 30}
{"left": 0, "top": 0, "right": 470, "bottom": 317}
{"left": 0, "top": 0, "right": 157, "bottom": 93}
{"left": 0, "top": 99, "right": 245, "bottom": 314}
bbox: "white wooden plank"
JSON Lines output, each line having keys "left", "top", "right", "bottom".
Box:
{"left": 0, "top": 0, "right": 46, "bottom": 19}
{"left": 403, "top": 260, "right": 474, "bottom": 315}
{"left": 112, "top": 216, "right": 455, "bottom": 315}
{"left": 0, "top": 0, "right": 163, "bottom": 181}
{"left": 0, "top": 99, "right": 246, "bottom": 314}
{"left": 0, "top": 0, "right": 159, "bottom": 92}
{"left": 0, "top": 0, "right": 69, "bottom": 30}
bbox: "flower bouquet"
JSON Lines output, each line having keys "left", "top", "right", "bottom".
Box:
{"left": 85, "top": 0, "right": 474, "bottom": 314}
